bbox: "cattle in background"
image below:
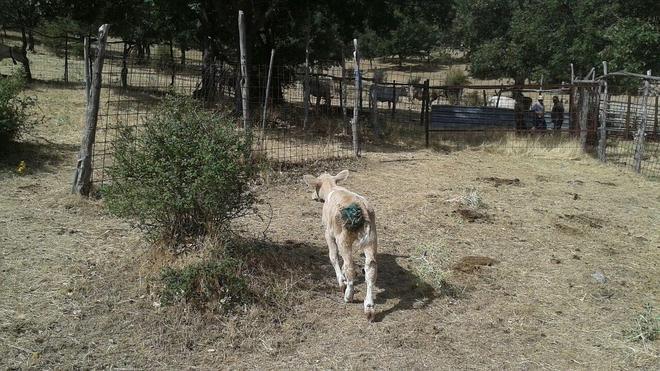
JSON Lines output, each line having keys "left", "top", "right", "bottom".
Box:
{"left": 369, "top": 83, "right": 410, "bottom": 109}
{"left": 308, "top": 77, "right": 334, "bottom": 109}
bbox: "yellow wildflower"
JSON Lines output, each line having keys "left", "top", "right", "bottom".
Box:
{"left": 17, "top": 160, "right": 27, "bottom": 175}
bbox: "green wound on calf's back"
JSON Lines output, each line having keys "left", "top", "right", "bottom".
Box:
{"left": 341, "top": 203, "right": 365, "bottom": 231}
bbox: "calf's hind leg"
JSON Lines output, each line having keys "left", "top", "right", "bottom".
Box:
{"left": 362, "top": 219, "right": 378, "bottom": 321}
{"left": 325, "top": 229, "right": 345, "bottom": 292}
{"left": 337, "top": 233, "right": 357, "bottom": 303}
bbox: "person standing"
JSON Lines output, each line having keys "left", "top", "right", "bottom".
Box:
{"left": 551, "top": 96, "right": 564, "bottom": 131}
{"left": 531, "top": 95, "right": 546, "bottom": 130}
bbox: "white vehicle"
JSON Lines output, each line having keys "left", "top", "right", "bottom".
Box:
{"left": 487, "top": 96, "right": 516, "bottom": 109}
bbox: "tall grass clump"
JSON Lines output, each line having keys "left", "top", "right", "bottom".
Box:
{"left": 104, "top": 95, "right": 257, "bottom": 247}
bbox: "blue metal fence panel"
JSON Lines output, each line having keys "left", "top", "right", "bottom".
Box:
{"left": 429, "top": 105, "right": 572, "bottom": 130}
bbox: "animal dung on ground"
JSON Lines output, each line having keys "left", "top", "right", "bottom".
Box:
{"left": 454, "top": 208, "right": 492, "bottom": 223}
{"left": 453, "top": 256, "right": 498, "bottom": 273}
{"left": 478, "top": 177, "right": 521, "bottom": 187}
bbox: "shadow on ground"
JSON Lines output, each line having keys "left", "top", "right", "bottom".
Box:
{"left": 374, "top": 253, "right": 462, "bottom": 322}
{"left": 0, "top": 140, "right": 77, "bottom": 176}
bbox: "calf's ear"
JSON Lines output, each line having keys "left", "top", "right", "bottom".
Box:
{"left": 334, "top": 170, "right": 349, "bottom": 183}
{"left": 303, "top": 174, "right": 320, "bottom": 187}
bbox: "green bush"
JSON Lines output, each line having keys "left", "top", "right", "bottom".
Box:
{"left": 104, "top": 95, "right": 257, "bottom": 245}
{"left": 0, "top": 74, "right": 36, "bottom": 143}
{"left": 160, "top": 258, "right": 249, "bottom": 310}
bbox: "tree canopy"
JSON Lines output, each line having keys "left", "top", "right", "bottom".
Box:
{"left": 0, "top": 0, "right": 657, "bottom": 83}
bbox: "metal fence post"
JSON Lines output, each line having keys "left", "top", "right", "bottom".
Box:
{"left": 424, "top": 79, "right": 430, "bottom": 148}
{"left": 352, "top": 38, "right": 361, "bottom": 157}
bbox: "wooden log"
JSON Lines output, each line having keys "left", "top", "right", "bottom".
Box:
{"left": 238, "top": 10, "right": 250, "bottom": 131}
{"left": 72, "top": 24, "right": 110, "bottom": 196}
{"left": 633, "top": 70, "right": 652, "bottom": 173}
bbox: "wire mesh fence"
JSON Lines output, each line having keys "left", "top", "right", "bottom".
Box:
{"left": 2, "top": 28, "right": 659, "bottom": 180}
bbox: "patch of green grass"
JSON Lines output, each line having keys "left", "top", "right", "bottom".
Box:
{"left": 160, "top": 257, "right": 251, "bottom": 311}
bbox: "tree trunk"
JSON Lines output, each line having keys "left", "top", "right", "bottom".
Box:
{"left": 196, "top": 42, "right": 216, "bottom": 102}
{"left": 180, "top": 47, "right": 186, "bottom": 66}
{"left": 136, "top": 44, "right": 145, "bottom": 65}
{"left": 19, "top": 28, "right": 32, "bottom": 81}
{"left": 169, "top": 39, "right": 175, "bottom": 86}
{"left": 121, "top": 43, "right": 129, "bottom": 88}
{"left": 27, "top": 30, "right": 35, "bottom": 52}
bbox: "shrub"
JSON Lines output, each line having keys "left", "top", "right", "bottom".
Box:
{"left": 104, "top": 95, "right": 257, "bottom": 245}
{"left": 0, "top": 74, "right": 37, "bottom": 144}
{"left": 160, "top": 257, "right": 250, "bottom": 311}
{"left": 445, "top": 68, "right": 470, "bottom": 86}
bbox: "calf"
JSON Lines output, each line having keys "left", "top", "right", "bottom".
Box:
{"left": 308, "top": 78, "right": 334, "bottom": 109}
{"left": 370, "top": 83, "right": 410, "bottom": 108}
{"left": 303, "top": 170, "right": 378, "bottom": 321}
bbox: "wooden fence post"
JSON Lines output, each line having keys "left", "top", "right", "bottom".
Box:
{"left": 633, "top": 70, "right": 652, "bottom": 173}
{"left": 570, "top": 63, "right": 575, "bottom": 83}
{"left": 340, "top": 47, "right": 347, "bottom": 123}
{"left": 624, "top": 95, "right": 632, "bottom": 138}
{"left": 83, "top": 36, "right": 91, "bottom": 103}
{"left": 370, "top": 82, "right": 378, "bottom": 136}
{"left": 391, "top": 80, "right": 397, "bottom": 116}
{"left": 654, "top": 96, "right": 658, "bottom": 139}
{"left": 238, "top": 10, "right": 250, "bottom": 131}
{"left": 578, "top": 86, "right": 590, "bottom": 152}
{"left": 302, "top": 42, "right": 310, "bottom": 130}
{"left": 72, "top": 24, "right": 110, "bottom": 196}
{"left": 597, "top": 61, "right": 608, "bottom": 162}
{"left": 262, "top": 49, "right": 275, "bottom": 130}
{"left": 352, "top": 38, "right": 361, "bottom": 157}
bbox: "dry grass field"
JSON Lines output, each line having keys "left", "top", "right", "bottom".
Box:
{"left": 1, "top": 84, "right": 658, "bottom": 369}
